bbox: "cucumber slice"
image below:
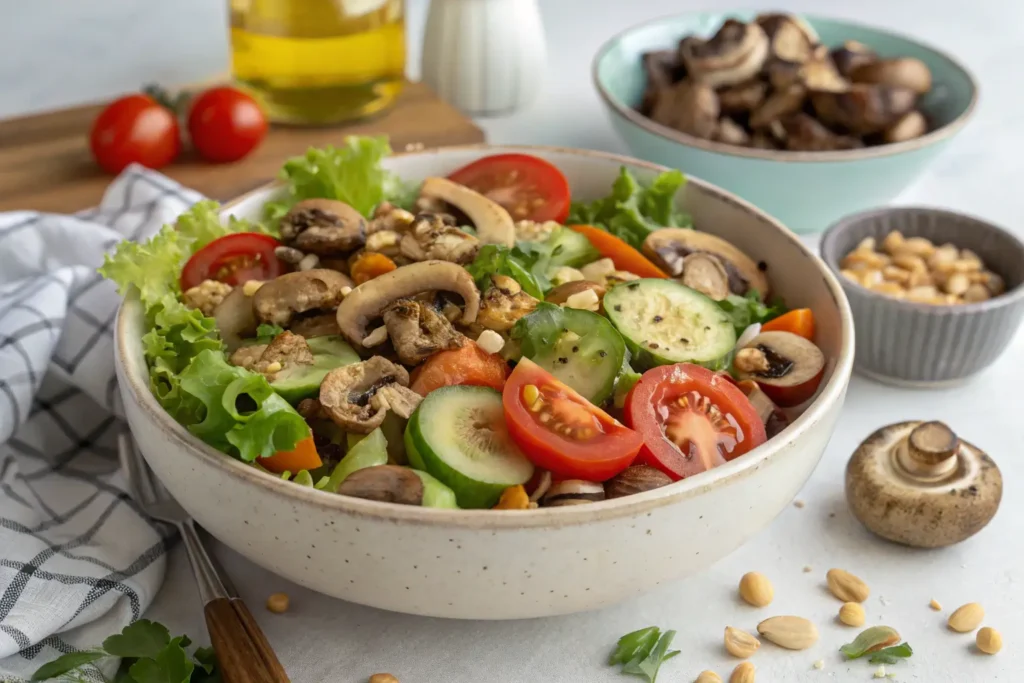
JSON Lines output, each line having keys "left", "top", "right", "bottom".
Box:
{"left": 406, "top": 386, "right": 534, "bottom": 509}
{"left": 604, "top": 279, "right": 736, "bottom": 370}
{"left": 512, "top": 303, "right": 625, "bottom": 404}
{"left": 545, "top": 227, "right": 600, "bottom": 269}
{"left": 411, "top": 469, "right": 460, "bottom": 509}
{"left": 270, "top": 336, "right": 360, "bottom": 404}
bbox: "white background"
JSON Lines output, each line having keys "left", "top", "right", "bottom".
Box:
{"left": 3, "top": 1, "right": 1022, "bottom": 681}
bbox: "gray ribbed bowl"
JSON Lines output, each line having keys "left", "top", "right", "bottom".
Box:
{"left": 821, "top": 207, "right": 1024, "bottom": 386}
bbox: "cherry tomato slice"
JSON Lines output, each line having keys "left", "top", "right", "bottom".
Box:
{"left": 180, "top": 233, "right": 284, "bottom": 291}
{"left": 90, "top": 94, "right": 181, "bottom": 174}
{"left": 187, "top": 86, "right": 268, "bottom": 163}
{"left": 624, "top": 364, "right": 766, "bottom": 481}
{"left": 502, "top": 358, "right": 643, "bottom": 481}
{"left": 447, "top": 154, "right": 571, "bottom": 223}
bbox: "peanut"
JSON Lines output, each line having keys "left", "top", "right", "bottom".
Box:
{"left": 976, "top": 627, "right": 1002, "bottom": 655}
{"left": 948, "top": 602, "right": 985, "bottom": 633}
{"left": 724, "top": 627, "right": 761, "bottom": 658}
{"left": 827, "top": 568, "right": 870, "bottom": 602}
{"left": 729, "top": 661, "right": 755, "bottom": 683}
{"left": 266, "top": 592, "right": 289, "bottom": 613}
{"left": 738, "top": 572, "right": 774, "bottom": 607}
{"left": 696, "top": 672, "right": 723, "bottom": 683}
{"left": 757, "top": 616, "right": 819, "bottom": 650}
{"left": 839, "top": 602, "right": 866, "bottom": 627}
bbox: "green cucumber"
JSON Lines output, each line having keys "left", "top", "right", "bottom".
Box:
{"left": 316, "top": 427, "right": 388, "bottom": 493}
{"left": 405, "top": 386, "right": 534, "bottom": 509}
{"left": 270, "top": 336, "right": 360, "bottom": 404}
{"left": 411, "top": 470, "right": 459, "bottom": 509}
{"left": 511, "top": 302, "right": 625, "bottom": 404}
{"left": 604, "top": 279, "right": 736, "bottom": 370}
{"left": 545, "top": 227, "right": 600, "bottom": 269}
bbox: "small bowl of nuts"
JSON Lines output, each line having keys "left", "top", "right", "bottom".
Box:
{"left": 821, "top": 206, "right": 1024, "bottom": 386}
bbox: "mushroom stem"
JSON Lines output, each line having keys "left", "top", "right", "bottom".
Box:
{"left": 895, "top": 421, "right": 960, "bottom": 480}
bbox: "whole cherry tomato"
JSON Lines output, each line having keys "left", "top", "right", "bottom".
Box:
{"left": 187, "top": 87, "right": 268, "bottom": 163}
{"left": 90, "top": 94, "right": 181, "bottom": 174}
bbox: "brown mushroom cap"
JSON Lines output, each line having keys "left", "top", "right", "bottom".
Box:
{"left": 212, "top": 286, "right": 259, "bottom": 351}
{"left": 749, "top": 84, "right": 807, "bottom": 129}
{"left": 253, "top": 269, "right": 352, "bottom": 326}
{"left": 681, "top": 19, "right": 770, "bottom": 89}
{"left": 650, "top": 80, "right": 720, "bottom": 139}
{"left": 810, "top": 84, "right": 917, "bottom": 135}
{"left": 830, "top": 40, "right": 878, "bottom": 78}
{"left": 718, "top": 79, "right": 769, "bottom": 115}
{"left": 845, "top": 420, "right": 1002, "bottom": 548}
{"left": 756, "top": 13, "right": 816, "bottom": 63}
{"left": 882, "top": 110, "right": 928, "bottom": 144}
{"left": 851, "top": 57, "right": 932, "bottom": 95}
{"left": 319, "top": 357, "right": 417, "bottom": 433}
{"left": 335, "top": 260, "right": 480, "bottom": 346}
{"left": 642, "top": 228, "right": 770, "bottom": 299}
{"left": 281, "top": 199, "right": 367, "bottom": 255}
{"left": 781, "top": 113, "right": 864, "bottom": 151}
{"left": 336, "top": 465, "right": 424, "bottom": 505}
{"left": 382, "top": 298, "right": 465, "bottom": 365}
{"left": 680, "top": 253, "right": 730, "bottom": 300}
{"left": 418, "top": 177, "right": 515, "bottom": 247}
{"left": 288, "top": 312, "right": 342, "bottom": 338}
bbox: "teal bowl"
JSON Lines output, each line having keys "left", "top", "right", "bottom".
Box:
{"left": 593, "top": 11, "right": 978, "bottom": 234}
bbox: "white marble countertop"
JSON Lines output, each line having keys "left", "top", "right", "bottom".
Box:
{"left": 5, "top": 0, "right": 1022, "bottom": 681}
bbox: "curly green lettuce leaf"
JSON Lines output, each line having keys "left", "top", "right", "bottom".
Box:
{"left": 264, "top": 136, "right": 413, "bottom": 223}
{"left": 716, "top": 290, "right": 788, "bottom": 336}
{"left": 176, "top": 350, "right": 309, "bottom": 461}
{"left": 466, "top": 244, "right": 546, "bottom": 299}
{"left": 567, "top": 168, "right": 690, "bottom": 250}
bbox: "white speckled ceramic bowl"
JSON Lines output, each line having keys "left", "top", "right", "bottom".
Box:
{"left": 115, "top": 146, "right": 854, "bottom": 620}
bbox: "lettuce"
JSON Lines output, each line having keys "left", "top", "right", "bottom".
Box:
{"left": 315, "top": 427, "right": 388, "bottom": 492}
{"left": 264, "top": 135, "right": 414, "bottom": 224}
{"left": 465, "top": 244, "right": 547, "bottom": 299}
{"left": 566, "top": 168, "right": 691, "bottom": 250}
{"left": 716, "top": 290, "right": 788, "bottom": 336}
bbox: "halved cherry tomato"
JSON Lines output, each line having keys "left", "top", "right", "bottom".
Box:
{"left": 761, "top": 308, "right": 815, "bottom": 340}
{"left": 259, "top": 436, "right": 321, "bottom": 474}
{"left": 503, "top": 358, "right": 643, "bottom": 481}
{"left": 567, "top": 225, "right": 668, "bottom": 278}
{"left": 447, "top": 154, "right": 571, "bottom": 223}
{"left": 187, "top": 86, "right": 268, "bottom": 163}
{"left": 90, "top": 94, "right": 181, "bottom": 174}
{"left": 180, "top": 233, "right": 284, "bottom": 291}
{"left": 624, "top": 364, "right": 766, "bottom": 481}
{"left": 410, "top": 341, "right": 509, "bottom": 396}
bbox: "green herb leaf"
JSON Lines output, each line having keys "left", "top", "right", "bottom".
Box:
{"left": 466, "top": 244, "right": 546, "bottom": 299}
{"left": 716, "top": 290, "right": 788, "bottom": 337}
{"left": 867, "top": 643, "right": 914, "bottom": 665}
{"left": 31, "top": 650, "right": 108, "bottom": 681}
{"left": 191, "top": 646, "right": 221, "bottom": 683}
{"left": 609, "top": 626, "right": 660, "bottom": 666}
{"left": 610, "top": 627, "right": 679, "bottom": 682}
{"left": 102, "top": 619, "right": 171, "bottom": 658}
{"left": 256, "top": 323, "right": 285, "bottom": 343}
{"left": 840, "top": 626, "right": 904, "bottom": 660}
{"left": 128, "top": 641, "right": 195, "bottom": 683}
{"left": 567, "top": 168, "right": 690, "bottom": 250}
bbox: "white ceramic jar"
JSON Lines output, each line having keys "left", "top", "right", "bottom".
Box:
{"left": 420, "top": 0, "right": 547, "bottom": 115}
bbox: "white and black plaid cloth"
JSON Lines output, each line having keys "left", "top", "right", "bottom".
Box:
{"left": 0, "top": 168, "right": 204, "bottom": 681}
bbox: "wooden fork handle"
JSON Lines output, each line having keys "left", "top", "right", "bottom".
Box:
{"left": 205, "top": 597, "right": 290, "bottom": 683}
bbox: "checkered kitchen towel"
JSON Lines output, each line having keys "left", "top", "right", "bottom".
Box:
{"left": 0, "top": 167, "right": 204, "bottom": 681}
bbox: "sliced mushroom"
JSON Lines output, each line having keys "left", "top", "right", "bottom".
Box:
{"left": 883, "top": 110, "right": 928, "bottom": 143}
{"left": 320, "top": 357, "right": 416, "bottom": 433}
{"left": 399, "top": 213, "right": 480, "bottom": 264}
{"left": 253, "top": 269, "right": 352, "bottom": 326}
{"left": 718, "top": 79, "right": 768, "bottom": 115}
{"left": 642, "top": 229, "right": 769, "bottom": 299}
{"left": 714, "top": 117, "right": 751, "bottom": 146}
{"left": 280, "top": 199, "right": 367, "bottom": 255}
{"left": 381, "top": 298, "right": 465, "bottom": 365}
{"left": 733, "top": 331, "right": 825, "bottom": 407}
{"left": 800, "top": 49, "right": 848, "bottom": 92}
{"left": 811, "top": 84, "right": 917, "bottom": 134}
{"left": 749, "top": 84, "right": 807, "bottom": 129}
{"left": 650, "top": 79, "right": 720, "bottom": 139}
{"left": 213, "top": 286, "right": 259, "bottom": 351}
{"left": 736, "top": 379, "right": 789, "bottom": 438}
{"left": 782, "top": 114, "right": 864, "bottom": 151}
{"left": 336, "top": 260, "right": 480, "bottom": 347}
{"left": 640, "top": 50, "right": 683, "bottom": 115}
{"left": 756, "top": 13, "right": 816, "bottom": 63}
{"left": 419, "top": 176, "right": 515, "bottom": 247}
{"left": 289, "top": 312, "right": 342, "bottom": 338}
{"left": 750, "top": 130, "right": 780, "bottom": 149}
{"left": 681, "top": 20, "right": 770, "bottom": 89}
{"left": 851, "top": 57, "right": 932, "bottom": 95}
{"left": 373, "top": 383, "right": 424, "bottom": 420}
{"left": 830, "top": 40, "right": 877, "bottom": 79}
{"left": 680, "top": 253, "right": 731, "bottom": 300}
{"left": 763, "top": 58, "right": 803, "bottom": 90}
{"left": 336, "top": 465, "right": 424, "bottom": 505}
{"left": 604, "top": 465, "right": 673, "bottom": 499}
{"left": 541, "top": 480, "right": 605, "bottom": 506}
{"left": 475, "top": 275, "right": 539, "bottom": 333}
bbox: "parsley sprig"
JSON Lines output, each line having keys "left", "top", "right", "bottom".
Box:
{"left": 32, "top": 620, "right": 219, "bottom": 683}
{"left": 609, "top": 626, "right": 680, "bottom": 683}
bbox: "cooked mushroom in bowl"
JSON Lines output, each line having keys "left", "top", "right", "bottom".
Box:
{"left": 111, "top": 140, "right": 853, "bottom": 618}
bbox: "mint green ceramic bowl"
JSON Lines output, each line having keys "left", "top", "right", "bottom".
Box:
{"left": 593, "top": 11, "right": 978, "bottom": 234}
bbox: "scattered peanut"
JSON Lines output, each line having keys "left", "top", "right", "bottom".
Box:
{"left": 724, "top": 626, "right": 761, "bottom": 659}
{"left": 369, "top": 675, "right": 399, "bottom": 683}
{"left": 929, "top": 598, "right": 943, "bottom": 611}
{"left": 826, "top": 568, "right": 870, "bottom": 603}
{"left": 840, "top": 230, "right": 1005, "bottom": 304}
{"left": 976, "top": 627, "right": 1002, "bottom": 655}
{"left": 729, "top": 661, "right": 756, "bottom": 683}
{"left": 793, "top": 499, "right": 806, "bottom": 508}
{"left": 757, "top": 615, "right": 820, "bottom": 650}
{"left": 738, "top": 572, "right": 774, "bottom": 607}
{"left": 266, "top": 592, "right": 289, "bottom": 613}
{"left": 242, "top": 279, "right": 264, "bottom": 296}
{"left": 839, "top": 602, "right": 866, "bottom": 627}
{"left": 948, "top": 602, "right": 985, "bottom": 633}
{"left": 696, "top": 671, "right": 723, "bottom": 683}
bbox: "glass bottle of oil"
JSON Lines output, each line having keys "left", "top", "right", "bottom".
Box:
{"left": 229, "top": 0, "right": 405, "bottom": 125}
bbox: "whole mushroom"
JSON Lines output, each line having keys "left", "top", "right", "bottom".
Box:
{"left": 851, "top": 57, "right": 933, "bottom": 95}
{"left": 680, "top": 19, "right": 770, "bottom": 89}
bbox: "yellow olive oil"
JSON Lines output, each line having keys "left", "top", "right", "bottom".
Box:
{"left": 230, "top": 0, "right": 405, "bottom": 124}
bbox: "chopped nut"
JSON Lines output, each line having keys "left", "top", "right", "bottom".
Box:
{"left": 476, "top": 329, "right": 506, "bottom": 355}
{"left": 948, "top": 602, "right": 984, "bottom": 632}
{"left": 580, "top": 258, "right": 616, "bottom": 281}
{"left": 564, "top": 288, "right": 601, "bottom": 311}
{"left": 242, "top": 280, "right": 264, "bottom": 296}
{"left": 929, "top": 598, "right": 942, "bottom": 611}
{"left": 873, "top": 665, "right": 886, "bottom": 678}
{"left": 725, "top": 626, "right": 761, "bottom": 658}
{"left": 264, "top": 361, "right": 283, "bottom": 374}
{"left": 734, "top": 347, "right": 770, "bottom": 374}
{"left": 839, "top": 602, "right": 866, "bottom": 627}
{"left": 739, "top": 572, "right": 774, "bottom": 607}
{"left": 812, "top": 659, "right": 824, "bottom": 670}
{"left": 182, "top": 279, "right": 233, "bottom": 316}
{"left": 266, "top": 592, "right": 289, "bottom": 613}
{"left": 362, "top": 325, "right": 389, "bottom": 347}
{"left": 976, "top": 627, "right": 1002, "bottom": 654}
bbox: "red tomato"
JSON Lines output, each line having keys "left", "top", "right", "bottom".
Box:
{"left": 447, "top": 154, "right": 571, "bottom": 223}
{"left": 187, "top": 87, "right": 268, "bottom": 163}
{"left": 502, "top": 358, "right": 643, "bottom": 481}
{"left": 90, "top": 94, "right": 181, "bottom": 174}
{"left": 180, "top": 233, "right": 284, "bottom": 291}
{"left": 410, "top": 341, "right": 509, "bottom": 396}
{"left": 624, "top": 364, "right": 766, "bottom": 481}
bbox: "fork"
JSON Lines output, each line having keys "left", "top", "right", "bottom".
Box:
{"left": 118, "top": 432, "right": 290, "bottom": 683}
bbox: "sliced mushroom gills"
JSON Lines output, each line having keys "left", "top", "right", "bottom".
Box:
{"left": 733, "top": 331, "right": 825, "bottom": 408}
{"left": 639, "top": 12, "right": 934, "bottom": 150}
{"left": 642, "top": 228, "right": 769, "bottom": 299}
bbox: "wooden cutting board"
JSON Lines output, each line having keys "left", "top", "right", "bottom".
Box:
{"left": 0, "top": 81, "right": 485, "bottom": 214}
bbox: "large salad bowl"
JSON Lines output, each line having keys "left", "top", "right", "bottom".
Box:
{"left": 115, "top": 145, "right": 854, "bottom": 619}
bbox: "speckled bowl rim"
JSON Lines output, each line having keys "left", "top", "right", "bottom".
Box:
{"left": 820, "top": 205, "right": 1024, "bottom": 312}
{"left": 592, "top": 9, "right": 979, "bottom": 163}
{"left": 115, "top": 144, "right": 855, "bottom": 530}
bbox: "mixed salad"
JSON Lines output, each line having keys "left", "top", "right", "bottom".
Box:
{"left": 102, "top": 136, "right": 827, "bottom": 511}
